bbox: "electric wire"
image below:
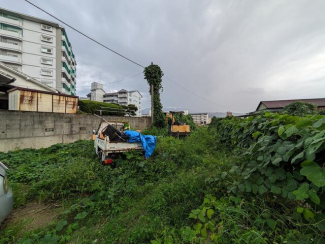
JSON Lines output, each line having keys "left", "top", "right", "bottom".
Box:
{"left": 26, "top": 0, "right": 240, "bottom": 112}
{"left": 164, "top": 76, "right": 239, "bottom": 112}
{"left": 25, "top": 0, "right": 145, "bottom": 68}
{"left": 76, "top": 71, "right": 143, "bottom": 88}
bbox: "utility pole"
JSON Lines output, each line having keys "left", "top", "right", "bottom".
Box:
{"left": 151, "top": 62, "right": 154, "bottom": 124}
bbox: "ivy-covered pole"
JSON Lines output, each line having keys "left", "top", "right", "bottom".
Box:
{"left": 144, "top": 63, "right": 166, "bottom": 128}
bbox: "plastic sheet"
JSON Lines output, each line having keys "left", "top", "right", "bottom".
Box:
{"left": 123, "top": 130, "right": 157, "bottom": 159}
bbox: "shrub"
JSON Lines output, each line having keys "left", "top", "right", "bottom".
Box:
{"left": 319, "top": 110, "right": 325, "bottom": 115}
{"left": 283, "top": 101, "right": 317, "bottom": 116}
{"left": 209, "top": 113, "right": 325, "bottom": 239}
{"left": 78, "top": 100, "right": 127, "bottom": 116}
{"left": 173, "top": 114, "right": 197, "bottom": 131}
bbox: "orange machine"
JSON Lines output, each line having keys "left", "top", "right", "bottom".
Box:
{"left": 166, "top": 111, "right": 190, "bottom": 137}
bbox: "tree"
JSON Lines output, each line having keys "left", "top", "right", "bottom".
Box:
{"left": 282, "top": 101, "right": 317, "bottom": 117}
{"left": 124, "top": 104, "right": 138, "bottom": 116}
{"left": 144, "top": 64, "right": 166, "bottom": 128}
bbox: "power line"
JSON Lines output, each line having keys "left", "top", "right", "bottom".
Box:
{"left": 25, "top": 0, "right": 145, "bottom": 68}
{"left": 26, "top": 0, "right": 241, "bottom": 112}
{"left": 76, "top": 71, "right": 143, "bottom": 88}
{"left": 164, "top": 76, "right": 237, "bottom": 112}
{"left": 106, "top": 71, "right": 143, "bottom": 85}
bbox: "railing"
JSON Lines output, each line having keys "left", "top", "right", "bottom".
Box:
{"left": 62, "top": 62, "right": 71, "bottom": 74}
{"left": 0, "top": 54, "right": 21, "bottom": 63}
{"left": 61, "top": 54, "right": 70, "bottom": 65}
{"left": 0, "top": 29, "right": 22, "bottom": 39}
{"left": 63, "top": 83, "right": 70, "bottom": 92}
{"left": 0, "top": 40, "right": 21, "bottom": 51}
{"left": 62, "top": 30, "right": 71, "bottom": 47}
{"left": 62, "top": 76, "right": 71, "bottom": 85}
{"left": 62, "top": 40, "right": 71, "bottom": 56}
{"left": 0, "top": 16, "right": 22, "bottom": 27}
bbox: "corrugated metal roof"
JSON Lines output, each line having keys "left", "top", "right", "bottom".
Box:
{"left": 257, "top": 98, "right": 325, "bottom": 111}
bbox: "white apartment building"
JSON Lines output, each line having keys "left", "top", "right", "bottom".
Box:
{"left": 190, "top": 113, "right": 210, "bottom": 125}
{"left": 89, "top": 82, "right": 142, "bottom": 116}
{"left": 0, "top": 8, "right": 77, "bottom": 95}
{"left": 103, "top": 89, "right": 142, "bottom": 116}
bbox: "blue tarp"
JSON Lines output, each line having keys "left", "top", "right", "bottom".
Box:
{"left": 123, "top": 130, "right": 157, "bottom": 159}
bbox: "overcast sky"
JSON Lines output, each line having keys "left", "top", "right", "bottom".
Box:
{"left": 2, "top": 0, "right": 325, "bottom": 113}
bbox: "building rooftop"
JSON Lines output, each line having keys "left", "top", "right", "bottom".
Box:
{"left": 256, "top": 98, "right": 325, "bottom": 111}
{"left": 0, "top": 7, "right": 62, "bottom": 29}
{"left": 190, "top": 113, "right": 209, "bottom": 115}
{"left": 0, "top": 62, "right": 58, "bottom": 93}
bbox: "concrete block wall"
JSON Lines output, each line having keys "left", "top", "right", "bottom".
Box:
{"left": 0, "top": 111, "right": 152, "bottom": 152}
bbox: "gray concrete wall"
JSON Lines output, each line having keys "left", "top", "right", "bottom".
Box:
{"left": 0, "top": 110, "right": 152, "bottom": 152}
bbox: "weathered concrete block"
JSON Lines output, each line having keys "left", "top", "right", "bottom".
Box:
{"left": 0, "top": 111, "right": 152, "bottom": 152}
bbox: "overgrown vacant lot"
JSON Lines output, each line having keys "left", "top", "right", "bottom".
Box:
{"left": 0, "top": 113, "right": 324, "bottom": 243}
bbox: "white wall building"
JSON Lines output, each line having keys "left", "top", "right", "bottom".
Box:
{"left": 90, "top": 82, "right": 142, "bottom": 116}
{"left": 0, "top": 8, "right": 77, "bottom": 95}
{"left": 90, "top": 82, "right": 105, "bottom": 102}
{"left": 103, "top": 89, "right": 142, "bottom": 117}
{"left": 190, "top": 113, "right": 210, "bottom": 125}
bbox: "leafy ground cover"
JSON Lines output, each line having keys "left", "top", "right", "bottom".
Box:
{"left": 0, "top": 113, "right": 324, "bottom": 243}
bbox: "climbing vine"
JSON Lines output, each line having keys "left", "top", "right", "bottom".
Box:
{"left": 144, "top": 64, "right": 166, "bottom": 128}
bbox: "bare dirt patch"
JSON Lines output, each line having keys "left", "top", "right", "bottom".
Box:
{"left": 3, "top": 201, "right": 60, "bottom": 233}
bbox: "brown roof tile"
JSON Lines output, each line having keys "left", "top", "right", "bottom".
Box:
{"left": 257, "top": 98, "right": 325, "bottom": 110}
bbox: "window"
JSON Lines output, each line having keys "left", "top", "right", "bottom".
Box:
{"left": 41, "top": 35, "right": 53, "bottom": 43}
{"left": 3, "top": 13, "right": 20, "bottom": 21}
{"left": 41, "top": 69, "right": 53, "bottom": 77}
{"left": 41, "top": 46, "right": 53, "bottom": 54}
{"left": 41, "top": 24, "right": 53, "bottom": 32}
{"left": 1, "top": 24, "right": 21, "bottom": 33}
{"left": 41, "top": 57, "right": 53, "bottom": 65}
{"left": 7, "top": 40, "right": 18, "bottom": 45}
{"left": 7, "top": 53, "right": 18, "bottom": 57}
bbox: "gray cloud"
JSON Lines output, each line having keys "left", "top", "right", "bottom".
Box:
{"left": 3, "top": 0, "right": 325, "bottom": 113}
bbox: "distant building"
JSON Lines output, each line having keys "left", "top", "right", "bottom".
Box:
{"left": 90, "top": 82, "right": 105, "bottom": 102}
{"left": 190, "top": 113, "right": 210, "bottom": 125}
{"left": 226, "top": 111, "right": 233, "bottom": 117}
{"left": 0, "top": 7, "right": 77, "bottom": 95}
{"left": 89, "top": 82, "right": 142, "bottom": 116}
{"left": 256, "top": 98, "right": 325, "bottom": 112}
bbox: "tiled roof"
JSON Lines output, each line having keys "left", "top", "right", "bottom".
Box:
{"left": 257, "top": 98, "right": 325, "bottom": 111}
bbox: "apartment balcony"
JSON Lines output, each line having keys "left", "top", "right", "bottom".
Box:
{"left": 119, "top": 99, "right": 128, "bottom": 104}
{"left": 0, "top": 29, "right": 22, "bottom": 40}
{"left": 103, "top": 99, "right": 119, "bottom": 104}
{"left": 61, "top": 77, "right": 70, "bottom": 87}
{"left": 0, "top": 41, "right": 22, "bottom": 52}
{"left": 61, "top": 35, "right": 72, "bottom": 51}
{"left": 61, "top": 34, "right": 68, "bottom": 46}
{"left": 61, "top": 45, "right": 71, "bottom": 57}
{"left": 61, "top": 55, "right": 71, "bottom": 66}
{"left": 71, "top": 70, "right": 76, "bottom": 78}
{"left": 62, "top": 74, "right": 71, "bottom": 83}
{"left": 0, "top": 16, "right": 22, "bottom": 27}
{"left": 0, "top": 54, "right": 22, "bottom": 64}
{"left": 61, "top": 67, "right": 71, "bottom": 79}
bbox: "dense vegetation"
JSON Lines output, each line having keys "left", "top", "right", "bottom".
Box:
{"left": 0, "top": 112, "right": 324, "bottom": 243}
{"left": 209, "top": 113, "right": 325, "bottom": 242}
{"left": 144, "top": 64, "right": 166, "bottom": 128}
{"left": 282, "top": 101, "right": 317, "bottom": 116}
{"left": 78, "top": 100, "right": 138, "bottom": 116}
{"left": 173, "top": 113, "right": 197, "bottom": 131}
